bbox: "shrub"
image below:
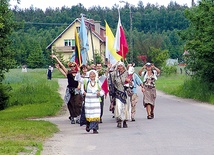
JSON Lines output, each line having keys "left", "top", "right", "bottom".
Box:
{"left": 0, "top": 84, "right": 11, "bottom": 110}
{"left": 161, "top": 65, "right": 177, "bottom": 76}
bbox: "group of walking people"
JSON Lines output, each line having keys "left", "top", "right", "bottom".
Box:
{"left": 51, "top": 54, "right": 160, "bottom": 134}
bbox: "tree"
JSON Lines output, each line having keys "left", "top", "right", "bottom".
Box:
{"left": 0, "top": 0, "right": 15, "bottom": 81}
{"left": 0, "top": 0, "right": 16, "bottom": 109}
{"left": 147, "top": 47, "right": 169, "bottom": 68}
{"left": 181, "top": 0, "right": 214, "bottom": 83}
{"left": 27, "top": 43, "right": 45, "bottom": 68}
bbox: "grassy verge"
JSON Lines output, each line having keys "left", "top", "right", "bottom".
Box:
{"left": 155, "top": 74, "right": 189, "bottom": 94}
{"left": 135, "top": 66, "right": 214, "bottom": 104}
{"left": 0, "top": 69, "right": 64, "bottom": 155}
{"left": 156, "top": 74, "right": 214, "bottom": 104}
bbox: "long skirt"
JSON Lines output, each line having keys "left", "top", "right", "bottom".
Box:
{"left": 84, "top": 93, "right": 101, "bottom": 130}
{"left": 115, "top": 98, "right": 131, "bottom": 121}
{"left": 80, "top": 104, "right": 99, "bottom": 130}
{"left": 67, "top": 94, "right": 82, "bottom": 117}
{"left": 143, "top": 87, "right": 156, "bottom": 107}
{"left": 84, "top": 93, "right": 101, "bottom": 122}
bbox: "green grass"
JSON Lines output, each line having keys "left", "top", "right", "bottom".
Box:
{"left": 156, "top": 74, "right": 214, "bottom": 104}
{"left": 155, "top": 74, "right": 189, "bottom": 94}
{"left": 135, "top": 66, "right": 214, "bottom": 104}
{"left": 0, "top": 69, "right": 64, "bottom": 155}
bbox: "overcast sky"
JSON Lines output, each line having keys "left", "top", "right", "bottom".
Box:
{"left": 10, "top": 0, "right": 193, "bottom": 10}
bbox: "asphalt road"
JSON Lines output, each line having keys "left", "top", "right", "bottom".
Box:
{"left": 41, "top": 78, "right": 214, "bottom": 155}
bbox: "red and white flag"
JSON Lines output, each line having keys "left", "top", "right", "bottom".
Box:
{"left": 114, "top": 10, "right": 129, "bottom": 60}
{"left": 99, "top": 75, "right": 109, "bottom": 95}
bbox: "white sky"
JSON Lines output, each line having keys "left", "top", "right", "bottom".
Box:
{"left": 10, "top": 0, "right": 192, "bottom": 11}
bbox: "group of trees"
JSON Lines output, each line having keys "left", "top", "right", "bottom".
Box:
{"left": 180, "top": 0, "right": 214, "bottom": 85}
{"left": 9, "top": 1, "right": 190, "bottom": 68}
{"left": 1, "top": 0, "right": 214, "bottom": 108}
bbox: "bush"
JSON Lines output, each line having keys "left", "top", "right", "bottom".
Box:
{"left": 0, "top": 84, "right": 11, "bottom": 110}
{"left": 176, "top": 78, "right": 214, "bottom": 103}
{"left": 161, "top": 65, "right": 177, "bottom": 76}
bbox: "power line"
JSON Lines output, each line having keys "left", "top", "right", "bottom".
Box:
{"left": 24, "top": 22, "right": 69, "bottom": 26}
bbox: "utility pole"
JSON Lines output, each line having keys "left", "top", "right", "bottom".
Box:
{"left": 129, "top": 5, "right": 133, "bottom": 62}
{"left": 192, "top": 0, "right": 195, "bottom": 6}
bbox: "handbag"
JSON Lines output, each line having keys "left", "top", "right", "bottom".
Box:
{"left": 126, "top": 87, "right": 134, "bottom": 97}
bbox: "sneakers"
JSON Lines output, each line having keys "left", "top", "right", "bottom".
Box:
{"left": 131, "top": 118, "right": 135, "bottom": 122}
{"left": 76, "top": 119, "right": 80, "bottom": 124}
{"left": 100, "top": 118, "right": 103, "bottom": 123}
{"left": 71, "top": 118, "right": 75, "bottom": 124}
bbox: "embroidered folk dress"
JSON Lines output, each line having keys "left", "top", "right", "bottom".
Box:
{"left": 81, "top": 79, "right": 104, "bottom": 130}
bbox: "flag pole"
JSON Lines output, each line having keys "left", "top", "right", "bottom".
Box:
{"left": 89, "top": 23, "right": 96, "bottom": 64}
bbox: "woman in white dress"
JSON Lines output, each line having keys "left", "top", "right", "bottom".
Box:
{"left": 81, "top": 70, "right": 104, "bottom": 134}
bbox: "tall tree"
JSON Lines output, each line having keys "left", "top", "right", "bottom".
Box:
{"left": 0, "top": 0, "right": 15, "bottom": 81}
{"left": 181, "top": 0, "right": 214, "bottom": 83}
{"left": 27, "top": 42, "right": 45, "bottom": 68}
{"left": 0, "top": 0, "right": 16, "bottom": 109}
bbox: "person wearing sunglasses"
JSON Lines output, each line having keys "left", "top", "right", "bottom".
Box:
{"left": 51, "top": 54, "right": 82, "bottom": 124}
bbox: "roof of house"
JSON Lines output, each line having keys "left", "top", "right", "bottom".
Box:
{"left": 46, "top": 18, "right": 106, "bottom": 49}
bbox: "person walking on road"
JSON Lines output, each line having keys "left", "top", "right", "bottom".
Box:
{"left": 112, "top": 61, "right": 131, "bottom": 128}
{"left": 81, "top": 69, "right": 104, "bottom": 134}
{"left": 127, "top": 64, "right": 144, "bottom": 121}
{"left": 138, "top": 62, "right": 160, "bottom": 119}
{"left": 51, "top": 55, "right": 82, "bottom": 124}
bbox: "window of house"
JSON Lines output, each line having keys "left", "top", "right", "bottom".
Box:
{"left": 71, "top": 39, "right": 75, "bottom": 50}
{"left": 64, "top": 39, "right": 72, "bottom": 46}
{"left": 76, "top": 27, "right": 80, "bottom": 33}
